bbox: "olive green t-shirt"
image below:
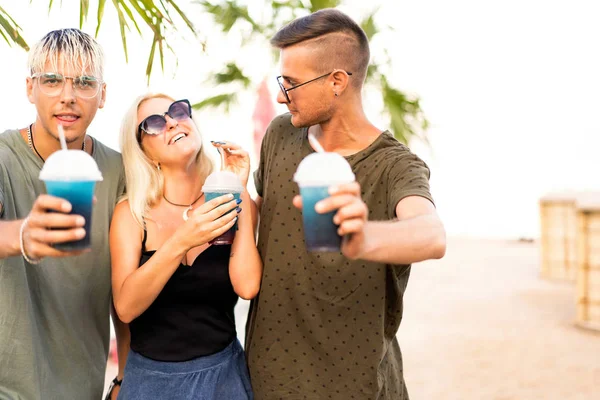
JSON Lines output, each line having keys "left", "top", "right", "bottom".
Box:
{"left": 0, "top": 129, "right": 125, "bottom": 400}
{"left": 245, "top": 114, "right": 434, "bottom": 399}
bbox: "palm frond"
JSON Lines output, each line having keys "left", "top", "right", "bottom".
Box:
{"left": 198, "top": 1, "right": 261, "bottom": 32}
{"left": 116, "top": 1, "right": 142, "bottom": 34}
{"left": 79, "top": 0, "right": 90, "bottom": 29}
{"left": 212, "top": 63, "right": 251, "bottom": 88}
{"left": 95, "top": 0, "right": 107, "bottom": 37}
{"left": 308, "top": 0, "right": 341, "bottom": 12}
{"left": 165, "top": 0, "right": 195, "bottom": 33}
{"left": 112, "top": 0, "right": 130, "bottom": 62}
{"left": 192, "top": 93, "right": 237, "bottom": 112}
{"left": 0, "top": 6, "right": 29, "bottom": 50}
{"left": 145, "top": 38, "right": 157, "bottom": 84}
{"left": 381, "top": 76, "right": 429, "bottom": 144}
{"left": 360, "top": 8, "right": 379, "bottom": 41}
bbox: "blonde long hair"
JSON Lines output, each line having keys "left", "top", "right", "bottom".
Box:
{"left": 120, "top": 93, "right": 214, "bottom": 228}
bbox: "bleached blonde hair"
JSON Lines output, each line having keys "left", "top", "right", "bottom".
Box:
{"left": 28, "top": 28, "right": 104, "bottom": 79}
{"left": 120, "top": 93, "right": 214, "bottom": 228}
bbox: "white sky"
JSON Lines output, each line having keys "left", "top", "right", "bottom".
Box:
{"left": 2, "top": 0, "right": 599, "bottom": 239}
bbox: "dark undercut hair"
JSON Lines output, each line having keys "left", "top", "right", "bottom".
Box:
{"left": 271, "top": 8, "right": 370, "bottom": 89}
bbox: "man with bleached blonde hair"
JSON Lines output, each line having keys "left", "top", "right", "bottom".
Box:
{"left": 0, "top": 29, "right": 128, "bottom": 399}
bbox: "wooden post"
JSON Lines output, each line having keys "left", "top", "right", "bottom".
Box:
{"left": 575, "top": 198, "right": 600, "bottom": 332}
{"left": 539, "top": 192, "right": 579, "bottom": 281}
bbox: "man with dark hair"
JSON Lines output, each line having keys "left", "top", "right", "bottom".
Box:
{"left": 0, "top": 29, "right": 128, "bottom": 399}
{"left": 245, "top": 8, "right": 446, "bottom": 399}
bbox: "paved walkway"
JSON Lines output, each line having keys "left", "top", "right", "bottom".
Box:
{"left": 105, "top": 238, "right": 600, "bottom": 399}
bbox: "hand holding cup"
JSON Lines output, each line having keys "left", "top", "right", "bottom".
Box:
{"left": 294, "top": 181, "right": 369, "bottom": 259}
{"left": 21, "top": 194, "right": 89, "bottom": 260}
{"left": 293, "top": 152, "right": 356, "bottom": 252}
{"left": 38, "top": 147, "right": 103, "bottom": 251}
{"left": 202, "top": 170, "right": 245, "bottom": 245}
{"left": 178, "top": 193, "right": 240, "bottom": 248}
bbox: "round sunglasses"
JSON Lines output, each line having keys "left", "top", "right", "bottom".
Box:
{"left": 137, "top": 99, "right": 192, "bottom": 141}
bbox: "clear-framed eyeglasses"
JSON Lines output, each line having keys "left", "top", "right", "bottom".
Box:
{"left": 31, "top": 72, "right": 103, "bottom": 99}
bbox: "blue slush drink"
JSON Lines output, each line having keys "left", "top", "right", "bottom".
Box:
{"left": 294, "top": 152, "right": 355, "bottom": 252}
{"left": 39, "top": 149, "right": 103, "bottom": 251}
{"left": 202, "top": 170, "right": 244, "bottom": 245}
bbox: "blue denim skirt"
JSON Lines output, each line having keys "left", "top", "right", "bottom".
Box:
{"left": 117, "top": 339, "right": 253, "bottom": 400}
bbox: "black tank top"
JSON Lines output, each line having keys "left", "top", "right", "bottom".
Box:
{"left": 129, "top": 229, "right": 238, "bottom": 361}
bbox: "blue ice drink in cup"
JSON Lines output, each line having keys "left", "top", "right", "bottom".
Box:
{"left": 202, "top": 170, "right": 244, "bottom": 245}
{"left": 39, "top": 149, "right": 103, "bottom": 251}
{"left": 294, "top": 152, "right": 355, "bottom": 252}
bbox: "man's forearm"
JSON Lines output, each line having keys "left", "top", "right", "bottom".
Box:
{"left": 358, "top": 214, "right": 446, "bottom": 265}
{"left": 0, "top": 219, "right": 24, "bottom": 259}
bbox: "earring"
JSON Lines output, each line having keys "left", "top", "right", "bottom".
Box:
{"left": 156, "top": 163, "right": 161, "bottom": 171}
{"left": 334, "top": 92, "right": 339, "bottom": 97}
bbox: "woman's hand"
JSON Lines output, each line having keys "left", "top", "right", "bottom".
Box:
{"left": 211, "top": 141, "right": 251, "bottom": 187}
{"left": 177, "top": 193, "right": 241, "bottom": 249}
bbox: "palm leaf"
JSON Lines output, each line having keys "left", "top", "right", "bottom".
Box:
{"left": 126, "top": 1, "right": 160, "bottom": 35}
{"left": 0, "top": 6, "right": 29, "bottom": 50}
{"left": 116, "top": 1, "right": 141, "bottom": 34}
{"left": 381, "top": 76, "right": 428, "bottom": 144}
{"left": 0, "top": 27, "right": 9, "bottom": 45}
{"left": 366, "top": 64, "right": 379, "bottom": 81}
{"left": 165, "top": 0, "right": 195, "bottom": 33}
{"left": 308, "top": 0, "right": 341, "bottom": 12}
{"left": 95, "top": 0, "right": 106, "bottom": 37}
{"left": 192, "top": 93, "right": 237, "bottom": 112}
{"left": 198, "top": 1, "right": 260, "bottom": 32}
{"left": 79, "top": 0, "right": 90, "bottom": 29}
{"left": 158, "top": 28, "right": 164, "bottom": 72}
{"left": 212, "top": 63, "right": 251, "bottom": 88}
{"left": 145, "top": 38, "right": 157, "bottom": 84}
{"left": 360, "top": 9, "right": 379, "bottom": 41}
{"left": 112, "top": 0, "right": 130, "bottom": 62}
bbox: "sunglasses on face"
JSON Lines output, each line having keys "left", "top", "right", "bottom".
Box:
{"left": 137, "top": 99, "right": 192, "bottom": 141}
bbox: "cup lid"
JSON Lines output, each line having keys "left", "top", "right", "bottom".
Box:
{"left": 294, "top": 152, "right": 355, "bottom": 186}
{"left": 39, "top": 149, "right": 103, "bottom": 181}
{"left": 202, "top": 170, "right": 244, "bottom": 192}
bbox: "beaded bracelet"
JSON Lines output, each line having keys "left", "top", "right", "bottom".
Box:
{"left": 19, "top": 217, "right": 41, "bottom": 264}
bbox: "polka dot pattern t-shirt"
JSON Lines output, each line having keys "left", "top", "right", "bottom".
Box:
{"left": 245, "top": 113, "right": 434, "bottom": 400}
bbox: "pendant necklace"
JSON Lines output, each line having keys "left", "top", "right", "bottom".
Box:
{"left": 163, "top": 192, "right": 204, "bottom": 221}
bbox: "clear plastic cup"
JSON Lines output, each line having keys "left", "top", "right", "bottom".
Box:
{"left": 39, "top": 149, "right": 103, "bottom": 251}
{"left": 202, "top": 170, "right": 244, "bottom": 245}
{"left": 294, "top": 152, "right": 355, "bottom": 252}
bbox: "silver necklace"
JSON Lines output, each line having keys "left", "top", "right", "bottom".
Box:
{"left": 27, "top": 124, "right": 86, "bottom": 162}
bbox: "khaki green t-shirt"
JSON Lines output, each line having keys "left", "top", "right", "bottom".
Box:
{"left": 245, "top": 114, "right": 434, "bottom": 400}
{"left": 0, "top": 129, "right": 125, "bottom": 400}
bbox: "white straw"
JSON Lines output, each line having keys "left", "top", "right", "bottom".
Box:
{"left": 57, "top": 124, "right": 68, "bottom": 151}
{"left": 219, "top": 148, "right": 226, "bottom": 171}
{"left": 308, "top": 133, "right": 325, "bottom": 153}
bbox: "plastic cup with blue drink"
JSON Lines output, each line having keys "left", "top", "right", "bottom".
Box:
{"left": 202, "top": 170, "right": 244, "bottom": 245}
{"left": 39, "top": 148, "right": 103, "bottom": 251}
{"left": 294, "top": 152, "right": 355, "bottom": 252}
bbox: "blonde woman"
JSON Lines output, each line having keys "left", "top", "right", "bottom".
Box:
{"left": 110, "top": 93, "right": 261, "bottom": 399}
